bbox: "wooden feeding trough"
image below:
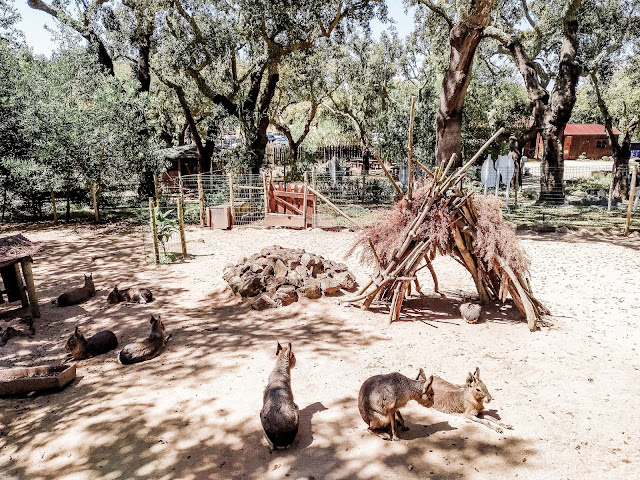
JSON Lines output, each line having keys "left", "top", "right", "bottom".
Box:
{"left": 0, "top": 364, "right": 76, "bottom": 396}
{"left": 265, "top": 179, "right": 316, "bottom": 229}
{"left": 0, "top": 235, "right": 41, "bottom": 318}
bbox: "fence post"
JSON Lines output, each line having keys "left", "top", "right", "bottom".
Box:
{"left": 624, "top": 163, "right": 637, "bottom": 236}
{"left": 198, "top": 173, "right": 205, "bottom": 227}
{"left": 149, "top": 197, "right": 160, "bottom": 264}
{"left": 177, "top": 196, "right": 187, "bottom": 257}
{"left": 92, "top": 182, "right": 99, "bottom": 222}
{"left": 262, "top": 172, "right": 269, "bottom": 218}
{"left": 228, "top": 173, "right": 235, "bottom": 225}
{"left": 303, "top": 171, "right": 309, "bottom": 228}
{"left": 407, "top": 96, "right": 416, "bottom": 203}
{"left": 154, "top": 173, "right": 160, "bottom": 204}
{"left": 50, "top": 187, "right": 58, "bottom": 225}
{"left": 607, "top": 164, "right": 615, "bottom": 211}
{"left": 312, "top": 167, "right": 317, "bottom": 228}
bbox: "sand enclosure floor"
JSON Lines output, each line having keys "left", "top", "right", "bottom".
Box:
{"left": 0, "top": 223, "right": 639, "bottom": 479}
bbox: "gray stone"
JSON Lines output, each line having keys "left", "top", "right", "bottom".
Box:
{"left": 274, "top": 259, "right": 288, "bottom": 278}
{"left": 334, "top": 271, "right": 356, "bottom": 290}
{"left": 251, "top": 294, "right": 278, "bottom": 310}
{"left": 298, "top": 284, "right": 322, "bottom": 299}
{"left": 286, "top": 270, "right": 304, "bottom": 287}
{"left": 460, "top": 302, "right": 481, "bottom": 324}
{"left": 320, "top": 277, "right": 343, "bottom": 294}
{"left": 237, "top": 275, "right": 264, "bottom": 297}
{"left": 273, "top": 285, "right": 298, "bottom": 306}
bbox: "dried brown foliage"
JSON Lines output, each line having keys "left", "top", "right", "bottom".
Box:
{"left": 472, "top": 195, "right": 530, "bottom": 276}
{"left": 350, "top": 186, "right": 530, "bottom": 281}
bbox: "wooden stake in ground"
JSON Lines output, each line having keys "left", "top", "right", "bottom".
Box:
{"left": 262, "top": 173, "right": 269, "bottom": 218}
{"left": 20, "top": 259, "right": 40, "bottom": 318}
{"left": 312, "top": 167, "right": 317, "bottom": 228}
{"left": 149, "top": 198, "right": 160, "bottom": 264}
{"left": 92, "top": 182, "right": 99, "bottom": 222}
{"left": 303, "top": 172, "right": 309, "bottom": 228}
{"left": 407, "top": 97, "right": 416, "bottom": 204}
{"left": 198, "top": 173, "right": 205, "bottom": 227}
{"left": 50, "top": 187, "right": 58, "bottom": 225}
{"left": 228, "top": 173, "right": 235, "bottom": 226}
{"left": 154, "top": 174, "right": 160, "bottom": 204}
{"left": 624, "top": 163, "right": 638, "bottom": 236}
{"left": 177, "top": 196, "right": 187, "bottom": 257}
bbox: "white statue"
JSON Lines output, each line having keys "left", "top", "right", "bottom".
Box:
{"left": 481, "top": 154, "right": 498, "bottom": 196}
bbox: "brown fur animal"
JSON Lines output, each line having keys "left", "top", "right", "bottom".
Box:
{"left": 107, "top": 286, "right": 153, "bottom": 304}
{"left": 432, "top": 367, "right": 512, "bottom": 433}
{"left": 358, "top": 369, "right": 435, "bottom": 441}
{"left": 65, "top": 326, "right": 118, "bottom": 360}
{"left": 56, "top": 274, "right": 96, "bottom": 307}
{"left": 260, "top": 342, "right": 299, "bottom": 449}
{"left": 117, "top": 316, "right": 167, "bottom": 365}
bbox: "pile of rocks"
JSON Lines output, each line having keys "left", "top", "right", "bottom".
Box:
{"left": 223, "top": 245, "right": 357, "bottom": 310}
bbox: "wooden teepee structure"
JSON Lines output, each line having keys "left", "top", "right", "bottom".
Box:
{"left": 346, "top": 129, "right": 548, "bottom": 331}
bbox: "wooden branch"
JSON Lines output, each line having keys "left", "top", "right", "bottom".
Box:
{"left": 373, "top": 152, "right": 404, "bottom": 200}
{"left": 407, "top": 97, "right": 416, "bottom": 203}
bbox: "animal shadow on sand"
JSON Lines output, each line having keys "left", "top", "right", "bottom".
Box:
{"left": 295, "top": 402, "right": 329, "bottom": 449}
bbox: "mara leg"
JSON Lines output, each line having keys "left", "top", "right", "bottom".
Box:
{"left": 389, "top": 411, "right": 399, "bottom": 441}
{"left": 395, "top": 411, "right": 409, "bottom": 431}
{"left": 367, "top": 412, "right": 392, "bottom": 441}
{"left": 465, "top": 411, "right": 505, "bottom": 433}
{"left": 479, "top": 411, "right": 512, "bottom": 430}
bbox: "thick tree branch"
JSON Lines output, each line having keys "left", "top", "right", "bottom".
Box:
{"left": 415, "top": 0, "right": 453, "bottom": 29}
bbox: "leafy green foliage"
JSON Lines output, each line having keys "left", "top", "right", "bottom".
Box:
{"left": 154, "top": 206, "right": 179, "bottom": 255}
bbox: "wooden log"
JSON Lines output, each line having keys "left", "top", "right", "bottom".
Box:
{"left": 624, "top": 163, "right": 637, "bottom": 236}
{"left": 149, "top": 198, "right": 160, "bottom": 264}
{"left": 13, "top": 263, "right": 28, "bottom": 308}
{"left": 154, "top": 174, "right": 160, "bottom": 204}
{"left": 177, "top": 196, "right": 187, "bottom": 257}
{"left": 452, "top": 226, "right": 490, "bottom": 304}
{"left": 414, "top": 160, "right": 435, "bottom": 178}
{"left": 407, "top": 97, "right": 416, "bottom": 203}
{"left": 425, "top": 257, "right": 439, "bottom": 292}
{"left": 21, "top": 260, "right": 40, "bottom": 318}
{"left": 499, "top": 259, "right": 538, "bottom": 331}
{"left": 373, "top": 152, "right": 404, "bottom": 200}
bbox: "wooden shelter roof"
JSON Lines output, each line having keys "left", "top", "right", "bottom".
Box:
{"left": 0, "top": 235, "right": 41, "bottom": 267}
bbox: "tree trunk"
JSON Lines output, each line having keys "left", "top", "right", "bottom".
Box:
{"left": 248, "top": 68, "right": 279, "bottom": 174}
{"left": 136, "top": 33, "right": 152, "bottom": 92}
{"left": 360, "top": 138, "right": 371, "bottom": 175}
{"left": 435, "top": 1, "right": 493, "bottom": 167}
{"left": 538, "top": 120, "right": 565, "bottom": 203}
{"left": 611, "top": 122, "right": 638, "bottom": 200}
{"left": 507, "top": 2, "right": 581, "bottom": 204}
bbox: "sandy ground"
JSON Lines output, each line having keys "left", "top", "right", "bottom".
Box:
{"left": 0, "top": 222, "right": 639, "bottom": 480}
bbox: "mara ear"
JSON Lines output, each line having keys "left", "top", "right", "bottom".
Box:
{"left": 287, "top": 343, "right": 293, "bottom": 356}
{"left": 466, "top": 372, "right": 474, "bottom": 385}
{"left": 74, "top": 326, "right": 80, "bottom": 335}
{"left": 276, "top": 342, "right": 283, "bottom": 355}
{"left": 89, "top": 273, "right": 93, "bottom": 279}
{"left": 150, "top": 315, "right": 156, "bottom": 324}
{"left": 114, "top": 285, "right": 119, "bottom": 292}
{"left": 423, "top": 375, "right": 434, "bottom": 393}
{"left": 475, "top": 367, "right": 480, "bottom": 379}
{"left": 416, "top": 368, "right": 426, "bottom": 381}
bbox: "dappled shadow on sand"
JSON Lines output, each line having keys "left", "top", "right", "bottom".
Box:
{"left": 368, "top": 289, "right": 525, "bottom": 328}
{"left": 1, "top": 225, "right": 538, "bottom": 480}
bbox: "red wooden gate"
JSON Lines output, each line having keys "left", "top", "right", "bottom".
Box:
{"left": 265, "top": 182, "right": 315, "bottom": 228}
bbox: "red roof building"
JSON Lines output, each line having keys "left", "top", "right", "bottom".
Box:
{"left": 530, "top": 123, "right": 621, "bottom": 160}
